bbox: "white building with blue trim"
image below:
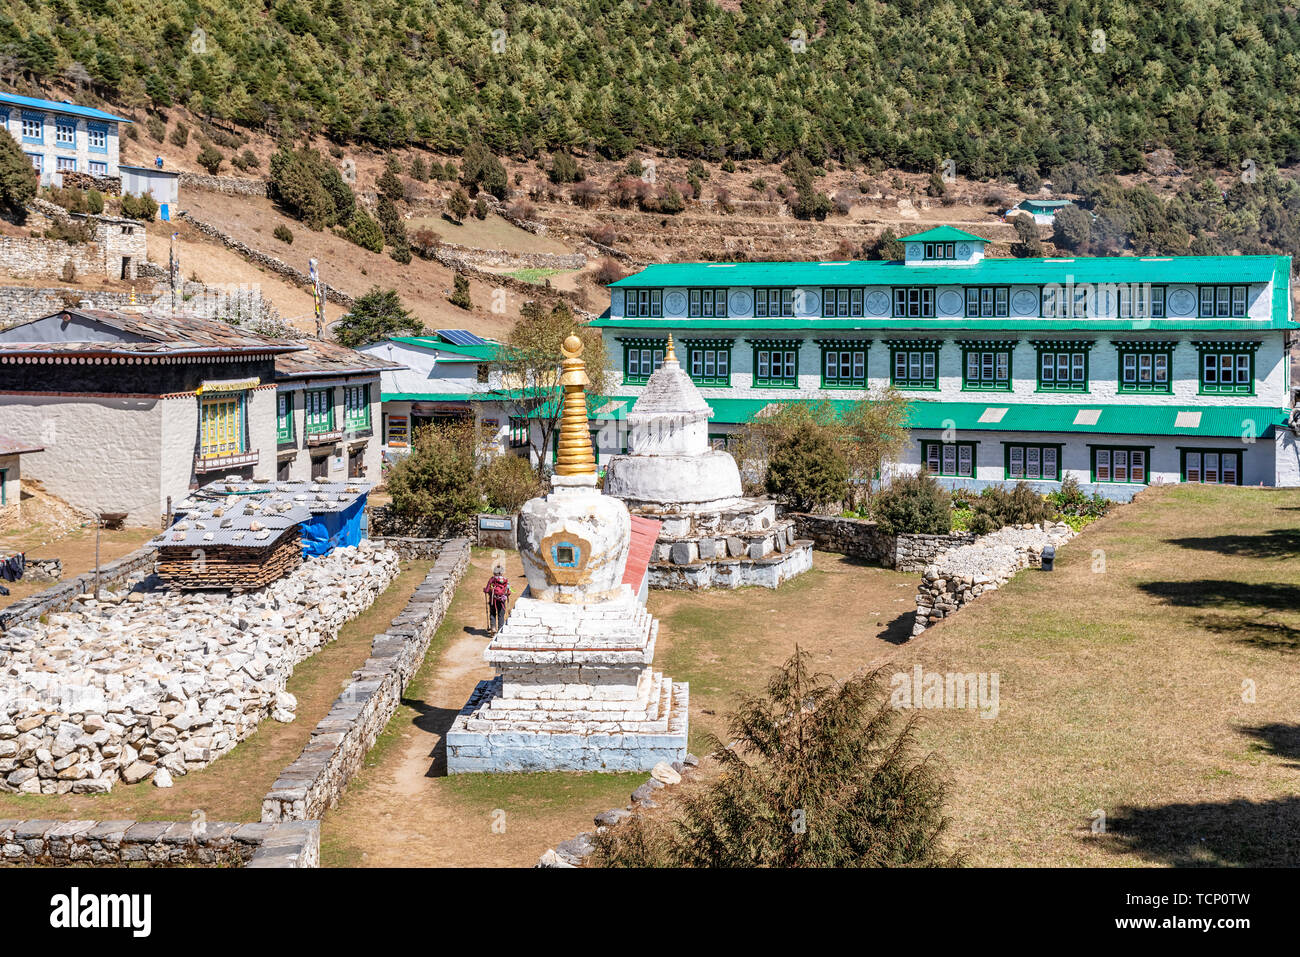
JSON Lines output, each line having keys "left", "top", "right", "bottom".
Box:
{"left": 588, "top": 227, "right": 1300, "bottom": 499}
{"left": 0, "top": 91, "right": 129, "bottom": 187}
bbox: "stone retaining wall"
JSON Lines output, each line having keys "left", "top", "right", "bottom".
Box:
{"left": 178, "top": 212, "right": 353, "bottom": 307}
{"left": 0, "top": 543, "right": 154, "bottom": 634}
{"left": 179, "top": 172, "right": 270, "bottom": 197}
{"left": 432, "top": 242, "right": 586, "bottom": 272}
{"left": 261, "top": 538, "right": 471, "bottom": 822}
{"left": 0, "top": 235, "right": 105, "bottom": 283}
{"left": 788, "top": 513, "right": 974, "bottom": 571}
{"left": 366, "top": 504, "right": 474, "bottom": 540}
{"left": 0, "top": 819, "right": 317, "bottom": 867}
{"left": 0, "top": 280, "right": 270, "bottom": 330}
{"left": 913, "top": 523, "right": 1075, "bottom": 635}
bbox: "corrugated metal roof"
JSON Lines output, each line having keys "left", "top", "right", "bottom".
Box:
{"left": 176, "top": 479, "right": 373, "bottom": 516}
{"left": 386, "top": 336, "right": 501, "bottom": 360}
{"left": 607, "top": 254, "right": 1289, "bottom": 290}
{"left": 592, "top": 316, "right": 1297, "bottom": 332}
{"left": 900, "top": 226, "right": 988, "bottom": 243}
{"left": 0, "top": 92, "right": 131, "bottom": 123}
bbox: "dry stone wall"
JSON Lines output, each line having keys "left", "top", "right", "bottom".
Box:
{"left": 179, "top": 172, "right": 269, "bottom": 197}
{"left": 261, "top": 538, "right": 470, "bottom": 822}
{"left": 0, "top": 819, "right": 317, "bottom": 867}
{"left": 0, "top": 542, "right": 400, "bottom": 795}
{"left": 913, "top": 523, "right": 1075, "bottom": 636}
{"left": 788, "top": 513, "right": 974, "bottom": 570}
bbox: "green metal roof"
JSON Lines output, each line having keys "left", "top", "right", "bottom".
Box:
{"left": 387, "top": 336, "right": 501, "bottom": 360}
{"left": 607, "top": 254, "right": 1291, "bottom": 291}
{"left": 519, "top": 394, "right": 1289, "bottom": 439}
{"left": 593, "top": 315, "right": 1295, "bottom": 332}
{"left": 380, "top": 391, "right": 485, "bottom": 403}
{"left": 899, "top": 226, "right": 988, "bottom": 243}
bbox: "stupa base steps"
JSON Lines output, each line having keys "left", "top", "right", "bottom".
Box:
{"left": 649, "top": 540, "right": 813, "bottom": 590}
{"left": 446, "top": 676, "right": 689, "bottom": 773}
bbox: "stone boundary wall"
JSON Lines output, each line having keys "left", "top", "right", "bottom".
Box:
{"left": 0, "top": 544, "right": 154, "bottom": 634}
{"left": 368, "top": 537, "right": 447, "bottom": 560}
{"left": 179, "top": 172, "right": 270, "bottom": 197}
{"left": 261, "top": 538, "right": 471, "bottom": 822}
{"left": 0, "top": 286, "right": 132, "bottom": 329}
{"left": 788, "top": 514, "right": 974, "bottom": 571}
{"left": 432, "top": 242, "right": 586, "bottom": 272}
{"left": 0, "top": 819, "right": 317, "bottom": 867}
{"left": 366, "top": 504, "right": 474, "bottom": 540}
{"left": 0, "top": 234, "right": 105, "bottom": 282}
{"left": 417, "top": 244, "right": 592, "bottom": 311}
{"left": 0, "top": 280, "right": 270, "bottom": 329}
{"left": 178, "top": 212, "right": 354, "bottom": 307}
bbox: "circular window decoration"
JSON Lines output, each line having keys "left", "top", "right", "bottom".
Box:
{"left": 664, "top": 291, "right": 687, "bottom": 316}
{"left": 1167, "top": 288, "right": 1196, "bottom": 315}
{"left": 937, "top": 290, "right": 963, "bottom": 315}
{"left": 957, "top": 242, "right": 972, "bottom": 258}
{"left": 728, "top": 290, "right": 752, "bottom": 315}
{"left": 797, "top": 290, "right": 820, "bottom": 314}
{"left": 1012, "top": 290, "right": 1039, "bottom": 315}
{"left": 865, "top": 291, "right": 890, "bottom": 316}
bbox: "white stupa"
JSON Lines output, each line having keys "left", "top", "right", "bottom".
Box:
{"left": 604, "top": 336, "right": 812, "bottom": 589}
{"left": 446, "top": 335, "right": 687, "bottom": 772}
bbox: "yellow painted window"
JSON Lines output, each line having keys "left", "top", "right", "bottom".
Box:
{"left": 200, "top": 395, "right": 243, "bottom": 457}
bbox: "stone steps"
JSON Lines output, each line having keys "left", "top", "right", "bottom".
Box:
{"left": 463, "top": 671, "right": 676, "bottom": 733}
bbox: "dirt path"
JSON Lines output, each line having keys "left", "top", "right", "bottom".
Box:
{"left": 320, "top": 548, "right": 920, "bottom": 866}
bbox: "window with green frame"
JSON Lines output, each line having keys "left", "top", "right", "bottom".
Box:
{"left": 343, "top": 383, "right": 370, "bottom": 430}
{"left": 959, "top": 341, "right": 1014, "bottom": 392}
{"left": 509, "top": 416, "right": 528, "bottom": 448}
{"left": 964, "top": 286, "right": 1009, "bottom": 318}
{"left": 0, "top": 468, "right": 7, "bottom": 505}
{"left": 818, "top": 341, "right": 869, "bottom": 389}
{"left": 623, "top": 288, "right": 662, "bottom": 318}
{"left": 921, "top": 440, "right": 975, "bottom": 477}
{"left": 1091, "top": 446, "right": 1150, "bottom": 484}
{"left": 751, "top": 340, "right": 801, "bottom": 388}
{"left": 822, "top": 287, "right": 864, "bottom": 317}
{"left": 1194, "top": 341, "right": 1258, "bottom": 395}
{"left": 621, "top": 338, "right": 666, "bottom": 385}
{"left": 305, "top": 388, "right": 334, "bottom": 433}
{"left": 1116, "top": 341, "right": 1174, "bottom": 394}
{"left": 1005, "top": 443, "right": 1062, "bottom": 481}
{"left": 1034, "top": 340, "right": 1091, "bottom": 393}
{"left": 688, "top": 288, "right": 728, "bottom": 318}
{"left": 1181, "top": 448, "right": 1241, "bottom": 485}
{"left": 276, "top": 392, "right": 294, "bottom": 445}
{"left": 754, "top": 288, "right": 794, "bottom": 318}
{"left": 685, "top": 340, "right": 733, "bottom": 386}
{"left": 888, "top": 341, "right": 939, "bottom": 390}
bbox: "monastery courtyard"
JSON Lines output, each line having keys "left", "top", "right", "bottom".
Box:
{"left": 318, "top": 484, "right": 1300, "bottom": 868}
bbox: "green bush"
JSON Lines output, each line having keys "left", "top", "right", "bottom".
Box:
{"left": 196, "top": 143, "right": 224, "bottom": 175}
{"left": 447, "top": 186, "right": 470, "bottom": 222}
{"left": 85, "top": 189, "right": 104, "bottom": 214}
{"left": 967, "top": 482, "right": 1055, "bottom": 536}
{"left": 873, "top": 471, "right": 952, "bottom": 535}
{"left": 145, "top": 116, "right": 166, "bottom": 143}
{"left": 480, "top": 454, "right": 542, "bottom": 512}
{"left": 273, "top": 223, "right": 293, "bottom": 244}
{"left": 765, "top": 428, "right": 848, "bottom": 512}
{"left": 332, "top": 286, "right": 421, "bottom": 347}
{"left": 1045, "top": 474, "right": 1111, "bottom": 520}
{"left": 547, "top": 151, "right": 582, "bottom": 184}
{"left": 449, "top": 273, "right": 472, "bottom": 310}
{"left": 461, "top": 141, "right": 508, "bottom": 199}
{"left": 168, "top": 122, "right": 189, "bottom": 148}
{"left": 344, "top": 209, "right": 384, "bottom": 252}
{"left": 269, "top": 146, "right": 355, "bottom": 229}
{"left": 384, "top": 420, "right": 481, "bottom": 525}
{"left": 119, "top": 192, "right": 158, "bottom": 221}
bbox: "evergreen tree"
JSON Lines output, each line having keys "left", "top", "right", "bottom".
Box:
{"left": 332, "top": 286, "right": 421, "bottom": 347}
{"left": 0, "top": 131, "right": 39, "bottom": 221}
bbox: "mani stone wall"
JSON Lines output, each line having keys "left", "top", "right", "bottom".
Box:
{"left": 0, "top": 544, "right": 154, "bottom": 634}
{"left": 913, "top": 522, "right": 1076, "bottom": 635}
{"left": 261, "top": 538, "right": 471, "bottom": 822}
{"left": 0, "top": 819, "right": 318, "bottom": 868}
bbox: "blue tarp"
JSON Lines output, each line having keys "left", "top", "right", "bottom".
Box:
{"left": 300, "top": 494, "right": 367, "bottom": 557}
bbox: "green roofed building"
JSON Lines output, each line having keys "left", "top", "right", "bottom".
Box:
{"left": 586, "top": 228, "right": 1300, "bottom": 498}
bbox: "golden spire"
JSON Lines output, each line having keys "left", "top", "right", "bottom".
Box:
{"left": 554, "top": 334, "right": 596, "bottom": 477}
{"left": 665, "top": 333, "right": 677, "bottom": 363}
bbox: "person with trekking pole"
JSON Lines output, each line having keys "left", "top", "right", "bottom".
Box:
{"left": 483, "top": 563, "right": 511, "bottom": 636}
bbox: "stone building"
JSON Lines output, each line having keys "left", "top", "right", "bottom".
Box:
{"left": 447, "top": 335, "right": 687, "bottom": 772}
{"left": 0, "top": 92, "right": 129, "bottom": 187}
{"left": 273, "top": 339, "right": 402, "bottom": 482}
{"left": 0, "top": 212, "right": 148, "bottom": 282}
{"left": 591, "top": 227, "right": 1300, "bottom": 497}
{"left": 0, "top": 307, "right": 303, "bottom": 525}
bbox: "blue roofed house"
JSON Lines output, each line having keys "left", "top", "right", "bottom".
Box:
{"left": 0, "top": 91, "right": 130, "bottom": 188}
{"left": 588, "top": 226, "right": 1300, "bottom": 498}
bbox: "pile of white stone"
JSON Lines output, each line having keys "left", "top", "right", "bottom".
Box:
{"left": 913, "top": 523, "right": 1075, "bottom": 635}
{"left": 0, "top": 541, "right": 399, "bottom": 795}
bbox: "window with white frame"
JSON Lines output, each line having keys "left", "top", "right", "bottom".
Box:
{"left": 687, "top": 343, "right": 731, "bottom": 386}
{"left": 87, "top": 123, "right": 107, "bottom": 152}
{"left": 1006, "top": 444, "right": 1060, "bottom": 481}
{"left": 1037, "top": 347, "right": 1089, "bottom": 392}
{"left": 1198, "top": 285, "right": 1248, "bottom": 318}
{"left": 688, "top": 288, "right": 727, "bottom": 318}
{"left": 623, "top": 343, "right": 665, "bottom": 383}
{"left": 961, "top": 345, "right": 1012, "bottom": 391}
{"left": 1118, "top": 345, "right": 1172, "bottom": 393}
{"left": 923, "top": 242, "right": 956, "bottom": 260}
{"left": 1042, "top": 284, "right": 1094, "bottom": 319}
{"left": 965, "top": 287, "right": 1009, "bottom": 318}
{"left": 1183, "top": 450, "right": 1241, "bottom": 485}
{"left": 889, "top": 344, "right": 939, "bottom": 389}
{"left": 755, "top": 288, "right": 794, "bottom": 318}
{"left": 21, "top": 113, "right": 42, "bottom": 141}
{"left": 822, "top": 287, "right": 864, "bottom": 317}
{"left": 56, "top": 156, "right": 75, "bottom": 172}
{"left": 753, "top": 345, "right": 799, "bottom": 387}
{"left": 893, "top": 287, "right": 935, "bottom": 318}
{"left": 55, "top": 119, "right": 75, "bottom": 146}
{"left": 1093, "top": 447, "right": 1148, "bottom": 484}
{"left": 1197, "top": 346, "right": 1255, "bottom": 394}
{"left": 1118, "top": 284, "right": 1165, "bottom": 318}
{"left": 623, "top": 288, "right": 662, "bottom": 318}
{"left": 820, "top": 344, "right": 868, "bottom": 388}
{"left": 89, "top": 161, "right": 107, "bottom": 176}
{"left": 922, "top": 441, "right": 975, "bottom": 477}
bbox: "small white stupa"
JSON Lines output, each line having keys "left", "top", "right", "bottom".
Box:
{"left": 604, "top": 336, "right": 812, "bottom": 589}
{"left": 446, "top": 335, "right": 688, "bottom": 772}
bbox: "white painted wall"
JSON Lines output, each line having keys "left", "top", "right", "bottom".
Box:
{"left": 1, "top": 108, "right": 122, "bottom": 186}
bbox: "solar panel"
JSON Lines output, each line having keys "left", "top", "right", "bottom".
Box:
{"left": 437, "top": 329, "right": 487, "bottom": 346}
